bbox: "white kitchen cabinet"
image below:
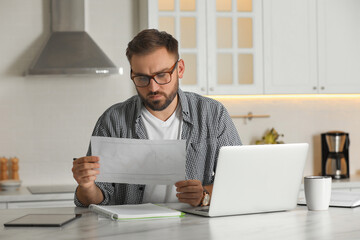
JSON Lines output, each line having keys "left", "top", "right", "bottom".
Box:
{"left": 263, "top": 0, "right": 317, "bottom": 94}
{"left": 264, "top": 0, "right": 360, "bottom": 94}
{"left": 145, "top": 0, "right": 208, "bottom": 95}
{"left": 142, "top": 0, "right": 360, "bottom": 95}
{"left": 317, "top": 0, "right": 360, "bottom": 93}
{"left": 140, "top": 0, "right": 263, "bottom": 95}
{"left": 207, "top": 0, "right": 263, "bottom": 95}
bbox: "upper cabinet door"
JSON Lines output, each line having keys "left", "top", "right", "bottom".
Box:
{"left": 317, "top": 0, "right": 360, "bottom": 93}
{"left": 263, "top": 0, "right": 318, "bottom": 94}
{"left": 145, "top": 0, "right": 208, "bottom": 95}
{"left": 143, "top": 0, "right": 263, "bottom": 95}
{"left": 143, "top": 0, "right": 360, "bottom": 95}
{"left": 207, "top": 0, "right": 263, "bottom": 95}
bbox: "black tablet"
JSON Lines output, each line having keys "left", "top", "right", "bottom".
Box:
{"left": 4, "top": 214, "right": 81, "bottom": 227}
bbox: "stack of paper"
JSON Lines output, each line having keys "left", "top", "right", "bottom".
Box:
{"left": 328, "top": 191, "right": 360, "bottom": 208}
{"left": 89, "top": 203, "right": 185, "bottom": 221}
{"left": 298, "top": 190, "right": 360, "bottom": 208}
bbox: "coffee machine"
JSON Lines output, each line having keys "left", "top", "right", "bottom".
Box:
{"left": 321, "top": 131, "right": 350, "bottom": 179}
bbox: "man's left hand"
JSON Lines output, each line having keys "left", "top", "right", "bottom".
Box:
{"left": 175, "top": 180, "right": 203, "bottom": 207}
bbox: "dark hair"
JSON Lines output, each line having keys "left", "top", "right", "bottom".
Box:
{"left": 126, "top": 29, "right": 179, "bottom": 62}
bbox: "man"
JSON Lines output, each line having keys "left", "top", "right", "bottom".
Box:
{"left": 72, "top": 29, "right": 241, "bottom": 207}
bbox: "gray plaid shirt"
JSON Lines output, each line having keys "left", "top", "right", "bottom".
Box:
{"left": 74, "top": 89, "right": 241, "bottom": 206}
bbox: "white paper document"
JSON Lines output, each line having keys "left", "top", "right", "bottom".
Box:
{"left": 91, "top": 136, "right": 186, "bottom": 185}
{"left": 298, "top": 190, "right": 360, "bottom": 208}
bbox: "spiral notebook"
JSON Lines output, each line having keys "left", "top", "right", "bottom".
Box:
{"left": 89, "top": 203, "right": 184, "bottom": 220}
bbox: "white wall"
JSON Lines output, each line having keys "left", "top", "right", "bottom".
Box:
{"left": 217, "top": 96, "right": 360, "bottom": 177}
{"left": 0, "top": 0, "right": 137, "bottom": 185}
{"left": 1, "top": 0, "right": 359, "bottom": 186}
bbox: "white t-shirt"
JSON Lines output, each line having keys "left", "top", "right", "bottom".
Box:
{"left": 141, "top": 104, "right": 183, "bottom": 203}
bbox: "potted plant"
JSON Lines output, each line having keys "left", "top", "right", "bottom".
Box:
{"left": 255, "top": 128, "right": 284, "bottom": 144}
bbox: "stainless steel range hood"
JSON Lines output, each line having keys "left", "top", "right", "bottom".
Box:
{"left": 27, "top": 0, "right": 120, "bottom": 75}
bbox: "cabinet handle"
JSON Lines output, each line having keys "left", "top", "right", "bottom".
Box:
{"left": 321, "top": 86, "right": 325, "bottom": 90}
{"left": 313, "top": 86, "right": 317, "bottom": 90}
{"left": 210, "top": 87, "right": 214, "bottom": 91}
{"left": 231, "top": 112, "right": 270, "bottom": 124}
{"left": 201, "top": 87, "right": 205, "bottom": 92}
{"left": 232, "top": 112, "right": 270, "bottom": 120}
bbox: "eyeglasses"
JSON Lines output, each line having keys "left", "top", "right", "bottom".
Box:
{"left": 131, "top": 60, "right": 179, "bottom": 87}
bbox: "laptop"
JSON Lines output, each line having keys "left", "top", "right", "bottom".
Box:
{"left": 173, "top": 143, "right": 309, "bottom": 217}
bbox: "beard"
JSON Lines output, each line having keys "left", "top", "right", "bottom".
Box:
{"left": 137, "top": 79, "right": 179, "bottom": 111}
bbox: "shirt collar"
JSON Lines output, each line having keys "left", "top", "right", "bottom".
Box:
{"left": 177, "top": 88, "right": 192, "bottom": 124}
{"left": 134, "top": 88, "right": 192, "bottom": 124}
{"left": 135, "top": 96, "right": 143, "bottom": 123}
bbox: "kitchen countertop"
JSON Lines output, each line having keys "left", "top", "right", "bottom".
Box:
{"left": 0, "top": 186, "right": 76, "bottom": 203}
{"left": 2, "top": 176, "right": 360, "bottom": 203}
{"left": 1, "top": 206, "right": 360, "bottom": 240}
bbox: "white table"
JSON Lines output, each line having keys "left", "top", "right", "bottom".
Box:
{"left": 0, "top": 205, "right": 360, "bottom": 240}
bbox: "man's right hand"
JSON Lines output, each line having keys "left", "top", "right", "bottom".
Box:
{"left": 72, "top": 156, "right": 100, "bottom": 189}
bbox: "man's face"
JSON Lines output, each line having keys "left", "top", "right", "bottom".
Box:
{"left": 130, "top": 47, "right": 184, "bottom": 111}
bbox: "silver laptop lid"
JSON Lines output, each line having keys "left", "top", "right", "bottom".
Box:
{"left": 209, "top": 143, "right": 308, "bottom": 217}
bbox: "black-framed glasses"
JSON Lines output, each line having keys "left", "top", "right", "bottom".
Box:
{"left": 131, "top": 60, "right": 179, "bottom": 87}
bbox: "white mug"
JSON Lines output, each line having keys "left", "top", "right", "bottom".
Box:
{"left": 304, "top": 176, "right": 332, "bottom": 211}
